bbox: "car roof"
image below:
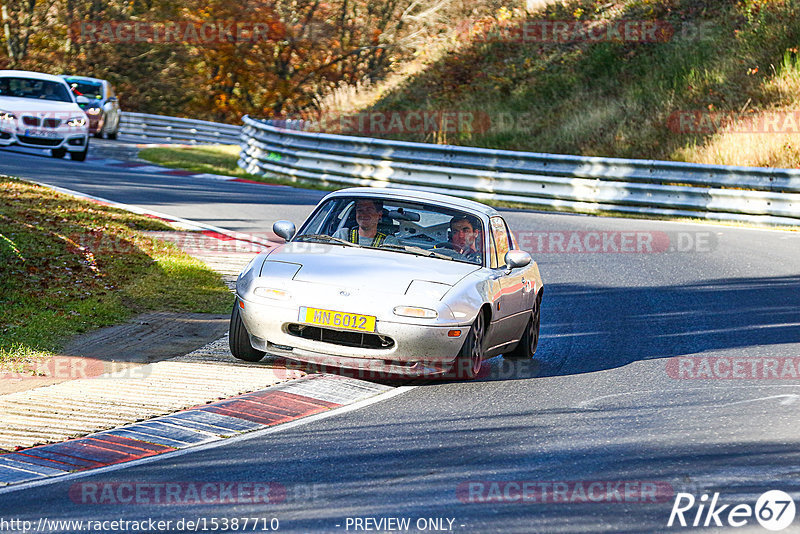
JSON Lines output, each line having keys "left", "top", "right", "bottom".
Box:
{"left": 322, "top": 187, "right": 500, "bottom": 218}
{"left": 0, "top": 70, "right": 70, "bottom": 84}
{"left": 60, "top": 75, "right": 106, "bottom": 85}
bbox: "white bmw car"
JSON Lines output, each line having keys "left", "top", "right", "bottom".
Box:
{"left": 0, "top": 70, "right": 90, "bottom": 161}
{"left": 231, "top": 188, "right": 544, "bottom": 379}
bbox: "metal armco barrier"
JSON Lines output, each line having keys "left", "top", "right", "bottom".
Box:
{"left": 120, "top": 112, "right": 241, "bottom": 144}
{"left": 238, "top": 115, "right": 800, "bottom": 226}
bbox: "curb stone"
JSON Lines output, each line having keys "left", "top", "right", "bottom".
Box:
{"left": 0, "top": 374, "right": 393, "bottom": 487}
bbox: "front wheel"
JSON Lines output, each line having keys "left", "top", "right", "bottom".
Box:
{"left": 451, "top": 312, "right": 486, "bottom": 379}
{"left": 71, "top": 144, "right": 89, "bottom": 162}
{"left": 229, "top": 300, "right": 266, "bottom": 362}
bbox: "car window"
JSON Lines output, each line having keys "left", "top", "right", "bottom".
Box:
{"left": 64, "top": 79, "right": 104, "bottom": 100}
{"left": 490, "top": 216, "right": 511, "bottom": 268}
{"left": 0, "top": 77, "right": 72, "bottom": 102}
{"left": 295, "top": 197, "right": 485, "bottom": 265}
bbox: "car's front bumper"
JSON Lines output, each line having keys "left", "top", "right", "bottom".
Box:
{"left": 0, "top": 124, "right": 89, "bottom": 152}
{"left": 238, "top": 296, "right": 470, "bottom": 377}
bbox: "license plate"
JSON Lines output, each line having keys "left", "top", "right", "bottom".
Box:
{"left": 24, "top": 129, "right": 60, "bottom": 138}
{"left": 299, "top": 307, "right": 376, "bottom": 332}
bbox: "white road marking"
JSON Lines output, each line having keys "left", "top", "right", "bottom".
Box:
{"left": 718, "top": 394, "right": 800, "bottom": 407}
{"left": 577, "top": 384, "right": 800, "bottom": 409}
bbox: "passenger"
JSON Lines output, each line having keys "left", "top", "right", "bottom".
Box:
{"left": 333, "top": 199, "right": 399, "bottom": 247}
{"left": 448, "top": 214, "right": 482, "bottom": 263}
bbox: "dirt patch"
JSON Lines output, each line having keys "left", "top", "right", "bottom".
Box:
{"left": 0, "top": 312, "right": 229, "bottom": 395}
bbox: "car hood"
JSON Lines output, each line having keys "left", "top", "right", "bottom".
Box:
{"left": 264, "top": 241, "right": 480, "bottom": 294}
{"left": 0, "top": 96, "right": 84, "bottom": 114}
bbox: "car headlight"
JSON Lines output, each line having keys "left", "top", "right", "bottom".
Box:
{"left": 85, "top": 107, "right": 102, "bottom": 116}
{"left": 0, "top": 112, "right": 15, "bottom": 122}
{"left": 253, "top": 287, "right": 292, "bottom": 301}
{"left": 393, "top": 306, "right": 438, "bottom": 319}
{"left": 67, "top": 117, "right": 87, "bottom": 127}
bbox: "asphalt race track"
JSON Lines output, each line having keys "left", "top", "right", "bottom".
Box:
{"left": 2, "top": 142, "right": 800, "bottom": 532}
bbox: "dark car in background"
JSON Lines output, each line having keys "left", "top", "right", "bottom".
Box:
{"left": 61, "top": 75, "right": 121, "bottom": 139}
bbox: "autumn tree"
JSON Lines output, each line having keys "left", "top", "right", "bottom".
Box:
{"left": 0, "top": 0, "right": 498, "bottom": 122}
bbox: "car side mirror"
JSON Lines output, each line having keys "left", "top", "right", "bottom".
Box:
{"left": 504, "top": 250, "right": 531, "bottom": 272}
{"left": 273, "top": 220, "right": 296, "bottom": 241}
{"left": 76, "top": 95, "right": 89, "bottom": 105}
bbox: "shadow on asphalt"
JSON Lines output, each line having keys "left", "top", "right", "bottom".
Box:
{"left": 535, "top": 274, "right": 800, "bottom": 378}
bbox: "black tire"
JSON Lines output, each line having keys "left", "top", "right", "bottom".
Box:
{"left": 451, "top": 311, "right": 486, "bottom": 379}
{"left": 107, "top": 130, "right": 118, "bottom": 140}
{"left": 71, "top": 145, "right": 89, "bottom": 162}
{"left": 504, "top": 292, "right": 542, "bottom": 360}
{"left": 51, "top": 147, "right": 67, "bottom": 158}
{"left": 93, "top": 131, "right": 104, "bottom": 138}
{"left": 229, "top": 300, "right": 266, "bottom": 362}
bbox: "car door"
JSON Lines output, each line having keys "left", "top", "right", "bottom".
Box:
{"left": 496, "top": 217, "right": 531, "bottom": 340}
{"left": 483, "top": 217, "right": 528, "bottom": 355}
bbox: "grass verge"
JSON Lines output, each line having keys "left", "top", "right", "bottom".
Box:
{"left": 0, "top": 176, "right": 233, "bottom": 366}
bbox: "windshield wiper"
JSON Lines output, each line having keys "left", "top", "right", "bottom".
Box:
{"left": 379, "top": 244, "right": 454, "bottom": 261}
{"left": 294, "top": 234, "right": 360, "bottom": 247}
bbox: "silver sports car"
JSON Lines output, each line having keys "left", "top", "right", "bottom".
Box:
{"left": 230, "top": 187, "right": 543, "bottom": 379}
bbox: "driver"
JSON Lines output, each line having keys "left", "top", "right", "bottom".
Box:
{"left": 40, "top": 83, "right": 56, "bottom": 100}
{"left": 333, "top": 199, "right": 399, "bottom": 247}
{"left": 448, "top": 214, "right": 482, "bottom": 263}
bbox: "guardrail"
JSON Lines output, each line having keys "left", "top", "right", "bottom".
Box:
{"left": 119, "top": 112, "right": 241, "bottom": 144}
{"left": 238, "top": 115, "right": 800, "bottom": 226}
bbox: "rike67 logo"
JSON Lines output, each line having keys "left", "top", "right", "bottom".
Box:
{"left": 668, "top": 490, "right": 796, "bottom": 531}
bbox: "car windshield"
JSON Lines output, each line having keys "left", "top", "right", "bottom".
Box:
{"left": 64, "top": 79, "right": 103, "bottom": 99}
{"left": 0, "top": 77, "right": 73, "bottom": 103}
{"left": 295, "top": 196, "right": 485, "bottom": 266}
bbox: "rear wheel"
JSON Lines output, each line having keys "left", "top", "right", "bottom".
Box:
{"left": 451, "top": 311, "right": 486, "bottom": 379}
{"left": 504, "top": 293, "right": 541, "bottom": 360}
{"left": 51, "top": 147, "right": 67, "bottom": 158}
{"left": 229, "top": 300, "right": 266, "bottom": 362}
